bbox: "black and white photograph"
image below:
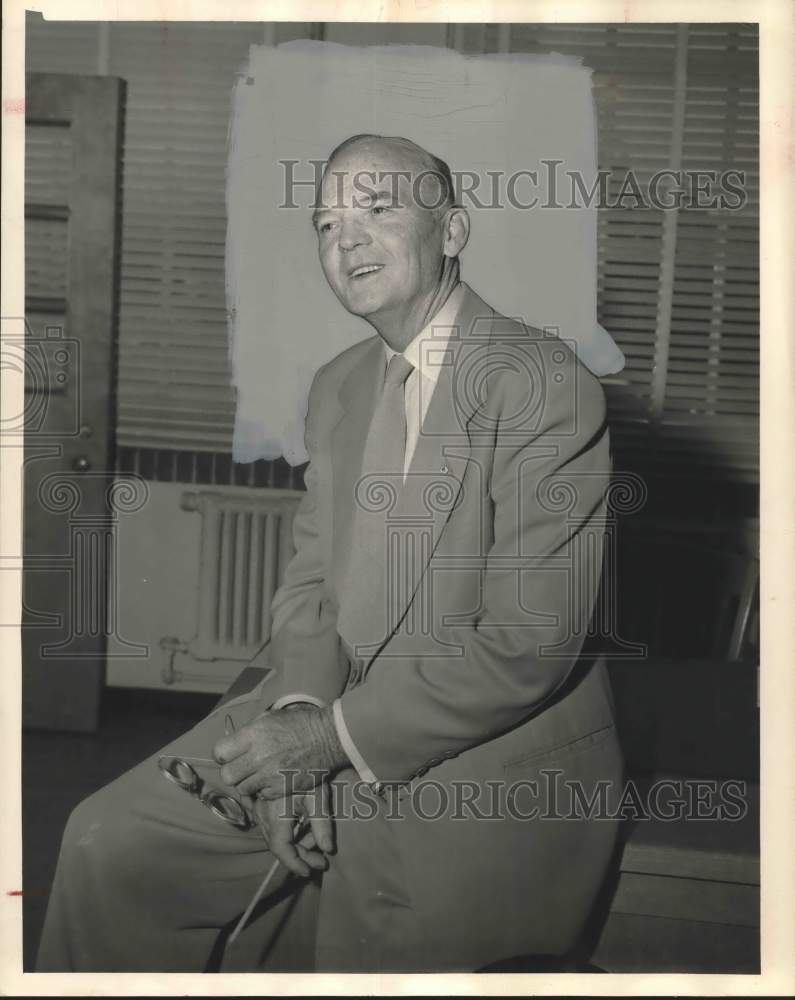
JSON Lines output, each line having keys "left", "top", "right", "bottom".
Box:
{"left": 1, "top": 0, "right": 793, "bottom": 992}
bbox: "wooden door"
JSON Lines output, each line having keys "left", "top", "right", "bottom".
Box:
{"left": 22, "top": 73, "right": 125, "bottom": 731}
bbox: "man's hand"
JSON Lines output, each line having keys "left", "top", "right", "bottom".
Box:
{"left": 253, "top": 784, "right": 334, "bottom": 878}
{"left": 213, "top": 705, "right": 349, "bottom": 800}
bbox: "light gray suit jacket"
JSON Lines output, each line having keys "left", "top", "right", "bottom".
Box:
{"left": 261, "top": 284, "right": 624, "bottom": 967}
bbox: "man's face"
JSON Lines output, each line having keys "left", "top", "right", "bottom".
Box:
{"left": 312, "top": 143, "right": 448, "bottom": 322}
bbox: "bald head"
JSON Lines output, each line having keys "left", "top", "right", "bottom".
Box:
{"left": 321, "top": 133, "right": 456, "bottom": 216}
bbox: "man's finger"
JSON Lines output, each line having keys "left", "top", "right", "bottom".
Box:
{"left": 214, "top": 711, "right": 274, "bottom": 765}
{"left": 295, "top": 843, "right": 328, "bottom": 871}
{"left": 219, "top": 750, "right": 261, "bottom": 788}
{"left": 252, "top": 798, "right": 273, "bottom": 845}
{"left": 307, "top": 812, "right": 334, "bottom": 855}
{"left": 268, "top": 817, "right": 310, "bottom": 878}
{"left": 246, "top": 780, "right": 282, "bottom": 802}
{"left": 240, "top": 771, "right": 311, "bottom": 800}
{"left": 297, "top": 830, "right": 318, "bottom": 851}
{"left": 213, "top": 731, "right": 248, "bottom": 765}
{"left": 303, "top": 785, "right": 334, "bottom": 854}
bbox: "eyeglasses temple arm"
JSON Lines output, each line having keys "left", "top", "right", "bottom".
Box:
{"left": 227, "top": 815, "right": 309, "bottom": 947}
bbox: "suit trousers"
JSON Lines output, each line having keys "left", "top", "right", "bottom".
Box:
{"left": 35, "top": 681, "right": 430, "bottom": 973}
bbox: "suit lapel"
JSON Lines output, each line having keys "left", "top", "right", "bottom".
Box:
{"left": 384, "top": 284, "right": 496, "bottom": 642}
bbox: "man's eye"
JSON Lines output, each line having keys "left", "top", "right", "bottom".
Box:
{"left": 318, "top": 221, "right": 335, "bottom": 234}
{"left": 371, "top": 205, "right": 389, "bottom": 216}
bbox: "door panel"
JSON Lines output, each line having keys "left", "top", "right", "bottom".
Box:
{"left": 23, "top": 73, "right": 125, "bottom": 731}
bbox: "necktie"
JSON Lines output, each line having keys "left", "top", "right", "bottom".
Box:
{"left": 337, "top": 353, "right": 414, "bottom": 654}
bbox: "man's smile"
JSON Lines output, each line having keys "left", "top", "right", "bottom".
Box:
{"left": 348, "top": 263, "right": 385, "bottom": 280}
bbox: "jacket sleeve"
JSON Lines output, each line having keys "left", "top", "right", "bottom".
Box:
{"left": 260, "top": 367, "right": 350, "bottom": 707}
{"left": 336, "top": 344, "right": 612, "bottom": 783}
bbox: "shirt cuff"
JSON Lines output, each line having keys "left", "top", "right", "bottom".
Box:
{"left": 333, "top": 698, "right": 379, "bottom": 786}
{"left": 271, "top": 693, "right": 326, "bottom": 711}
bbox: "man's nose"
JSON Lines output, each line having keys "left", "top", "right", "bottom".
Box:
{"left": 338, "top": 217, "right": 371, "bottom": 252}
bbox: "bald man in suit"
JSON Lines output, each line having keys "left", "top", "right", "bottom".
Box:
{"left": 37, "top": 134, "right": 623, "bottom": 973}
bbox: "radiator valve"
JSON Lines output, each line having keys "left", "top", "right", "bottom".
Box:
{"left": 159, "top": 635, "right": 188, "bottom": 684}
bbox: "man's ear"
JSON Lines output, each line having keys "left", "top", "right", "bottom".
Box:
{"left": 442, "top": 206, "right": 470, "bottom": 258}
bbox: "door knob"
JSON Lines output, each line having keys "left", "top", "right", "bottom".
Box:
{"left": 71, "top": 455, "right": 91, "bottom": 472}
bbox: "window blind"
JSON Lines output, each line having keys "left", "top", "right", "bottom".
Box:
{"left": 26, "top": 17, "right": 759, "bottom": 481}
{"left": 107, "top": 23, "right": 269, "bottom": 451}
{"left": 502, "top": 22, "right": 759, "bottom": 482}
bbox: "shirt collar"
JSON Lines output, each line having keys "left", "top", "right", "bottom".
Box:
{"left": 383, "top": 282, "right": 466, "bottom": 384}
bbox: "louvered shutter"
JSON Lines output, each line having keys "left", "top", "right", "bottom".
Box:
{"left": 660, "top": 25, "right": 759, "bottom": 482}
{"left": 594, "top": 54, "right": 680, "bottom": 471}
{"left": 108, "top": 24, "right": 267, "bottom": 451}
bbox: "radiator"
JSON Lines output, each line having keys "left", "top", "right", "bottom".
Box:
{"left": 160, "top": 486, "right": 302, "bottom": 684}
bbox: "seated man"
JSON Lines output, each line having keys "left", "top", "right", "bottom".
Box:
{"left": 37, "top": 134, "right": 623, "bottom": 973}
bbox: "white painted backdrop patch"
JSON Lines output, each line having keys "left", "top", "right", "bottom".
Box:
{"left": 226, "top": 40, "right": 624, "bottom": 465}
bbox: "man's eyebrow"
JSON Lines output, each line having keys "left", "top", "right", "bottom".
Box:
{"left": 311, "top": 187, "right": 402, "bottom": 228}
{"left": 311, "top": 205, "right": 337, "bottom": 229}
{"left": 364, "top": 187, "right": 402, "bottom": 206}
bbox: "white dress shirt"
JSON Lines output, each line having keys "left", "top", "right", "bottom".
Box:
{"left": 273, "top": 282, "right": 466, "bottom": 786}
{"left": 382, "top": 282, "right": 465, "bottom": 478}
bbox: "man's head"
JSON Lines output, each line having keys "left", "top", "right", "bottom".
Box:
{"left": 312, "top": 134, "right": 469, "bottom": 338}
